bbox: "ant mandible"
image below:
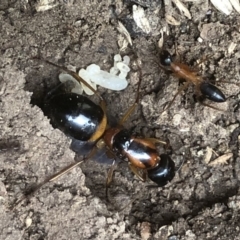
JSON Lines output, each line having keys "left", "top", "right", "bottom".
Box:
{"left": 159, "top": 50, "right": 226, "bottom": 112}
{"left": 12, "top": 57, "right": 175, "bottom": 208}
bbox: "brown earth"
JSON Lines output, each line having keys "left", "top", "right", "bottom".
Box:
{"left": 1, "top": 1, "right": 240, "bottom": 239}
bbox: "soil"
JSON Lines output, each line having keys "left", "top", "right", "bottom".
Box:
{"left": 1, "top": 1, "right": 240, "bottom": 240}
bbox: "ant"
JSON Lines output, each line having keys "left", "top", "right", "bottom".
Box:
{"left": 159, "top": 50, "right": 226, "bottom": 112}
{"left": 12, "top": 57, "right": 175, "bottom": 208}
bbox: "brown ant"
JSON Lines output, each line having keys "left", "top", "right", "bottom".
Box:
{"left": 159, "top": 50, "right": 226, "bottom": 111}
{"left": 11, "top": 58, "right": 175, "bottom": 208}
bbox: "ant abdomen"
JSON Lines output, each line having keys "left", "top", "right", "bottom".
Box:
{"left": 147, "top": 154, "right": 175, "bottom": 187}
{"left": 160, "top": 50, "right": 173, "bottom": 66}
{"left": 200, "top": 82, "right": 226, "bottom": 102}
{"left": 44, "top": 93, "right": 106, "bottom": 141}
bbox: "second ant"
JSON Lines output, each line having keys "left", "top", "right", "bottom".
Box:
{"left": 159, "top": 50, "right": 226, "bottom": 112}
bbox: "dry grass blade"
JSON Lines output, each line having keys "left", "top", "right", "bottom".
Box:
{"left": 165, "top": 14, "right": 181, "bottom": 25}
{"left": 204, "top": 147, "right": 213, "bottom": 164}
{"left": 36, "top": 0, "right": 58, "bottom": 12}
{"left": 230, "top": 0, "right": 240, "bottom": 13}
{"left": 172, "top": 0, "right": 192, "bottom": 19}
{"left": 117, "top": 21, "right": 132, "bottom": 46}
{"left": 210, "top": 0, "right": 233, "bottom": 15}
{"left": 208, "top": 153, "right": 233, "bottom": 166}
{"left": 158, "top": 29, "right": 165, "bottom": 49}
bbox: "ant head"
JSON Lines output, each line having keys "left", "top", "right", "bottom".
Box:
{"left": 200, "top": 82, "right": 226, "bottom": 102}
{"left": 160, "top": 50, "right": 173, "bottom": 66}
{"left": 147, "top": 154, "right": 175, "bottom": 187}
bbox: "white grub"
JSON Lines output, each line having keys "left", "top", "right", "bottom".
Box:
{"left": 59, "top": 64, "right": 83, "bottom": 94}
{"left": 59, "top": 54, "right": 130, "bottom": 95}
{"left": 123, "top": 56, "right": 130, "bottom": 65}
{"left": 78, "top": 68, "right": 97, "bottom": 95}
{"left": 117, "top": 21, "right": 132, "bottom": 47}
{"left": 132, "top": 5, "right": 151, "bottom": 34}
{"left": 210, "top": 0, "right": 233, "bottom": 15}
{"left": 230, "top": 0, "right": 240, "bottom": 13}
{"left": 59, "top": 73, "right": 84, "bottom": 95}
{"left": 208, "top": 153, "right": 233, "bottom": 167}
{"left": 116, "top": 62, "right": 130, "bottom": 78}
{"left": 172, "top": 0, "right": 192, "bottom": 19}
{"left": 35, "top": 0, "right": 58, "bottom": 12}
{"left": 140, "top": 222, "right": 151, "bottom": 240}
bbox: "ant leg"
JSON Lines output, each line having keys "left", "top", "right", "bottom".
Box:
{"left": 105, "top": 159, "right": 118, "bottom": 202}
{"left": 108, "top": 161, "right": 140, "bottom": 212}
{"left": 143, "top": 138, "right": 166, "bottom": 145}
{"left": 197, "top": 97, "right": 225, "bottom": 111}
{"left": 128, "top": 163, "right": 147, "bottom": 182}
{"left": 10, "top": 146, "right": 97, "bottom": 209}
{"left": 10, "top": 161, "right": 83, "bottom": 210}
{"left": 106, "top": 158, "right": 141, "bottom": 209}
{"left": 115, "top": 164, "right": 145, "bottom": 212}
{"left": 143, "top": 138, "right": 172, "bottom": 153}
{"left": 118, "top": 60, "right": 143, "bottom": 126}
{"left": 161, "top": 81, "right": 190, "bottom": 113}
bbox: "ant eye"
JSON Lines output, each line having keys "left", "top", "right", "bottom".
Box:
{"left": 160, "top": 50, "right": 172, "bottom": 66}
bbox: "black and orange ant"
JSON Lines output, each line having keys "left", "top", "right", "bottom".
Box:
{"left": 159, "top": 50, "right": 226, "bottom": 111}
{"left": 12, "top": 58, "right": 175, "bottom": 208}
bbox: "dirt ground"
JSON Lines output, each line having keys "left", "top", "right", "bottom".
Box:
{"left": 1, "top": 0, "right": 240, "bottom": 239}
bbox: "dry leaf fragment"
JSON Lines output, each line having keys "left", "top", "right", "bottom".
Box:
{"left": 172, "top": 0, "right": 192, "bottom": 19}
{"left": 204, "top": 147, "right": 213, "bottom": 164}
{"left": 210, "top": 0, "right": 233, "bottom": 15}
{"left": 165, "top": 14, "right": 181, "bottom": 25}
{"left": 35, "top": 0, "right": 58, "bottom": 12}
{"left": 158, "top": 27, "right": 168, "bottom": 49}
{"left": 117, "top": 36, "right": 129, "bottom": 52}
{"left": 208, "top": 153, "right": 233, "bottom": 166}
{"left": 132, "top": 5, "right": 151, "bottom": 34}
{"left": 117, "top": 21, "right": 132, "bottom": 46}
{"left": 228, "top": 42, "right": 237, "bottom": 54}
{"left": 230, "top": 0, "right": 240, "bottom": 13}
